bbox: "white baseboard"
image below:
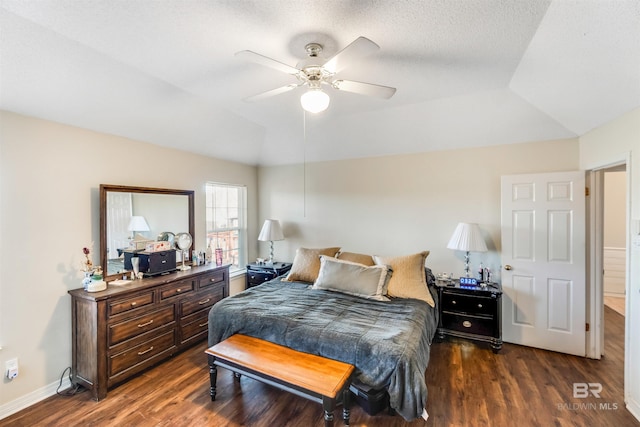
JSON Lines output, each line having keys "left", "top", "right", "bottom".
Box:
{"left": 0, "top": 376, "right": 71, "bottom": 420}
{"left": 627, "top": 397, "right": 640, "bottom": 424}
{"left": 604, "top": 291, "right": 626, "bottom": 297}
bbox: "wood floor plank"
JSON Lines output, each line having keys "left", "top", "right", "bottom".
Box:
{"left": 1, "top": 306, "right": 638, "bottom": 426}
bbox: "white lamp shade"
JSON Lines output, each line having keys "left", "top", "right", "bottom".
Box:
{"left": 258, "top": 219, "right": 284, "bottom": 242}
{"left": 300, "top": 89, "right": 330, "bottom": 113}
{"left": 447, "top": 223, "right": 487, "bottom": 252}
{"left": 128, "top": 216, "right": 150, "bottom": 232}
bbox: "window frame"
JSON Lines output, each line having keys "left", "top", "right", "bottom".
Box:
{"left": 204, "top": 182, "right": 247, "bottom": 274}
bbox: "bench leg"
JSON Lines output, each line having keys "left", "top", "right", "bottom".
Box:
{"left": 207, "top": 355, "right": 217, "bottom": 401}
{"left": 322, "top": 396, "right": 335, "bottom": 427}
{"left": 342, "top": 387, "right": 351, "bottom": 425}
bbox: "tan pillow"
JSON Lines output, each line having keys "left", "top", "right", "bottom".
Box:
{"left": 312, "top": 256, "right": 391, "bottom": 301}
{"left": 282, "top": 247, "right": 341, "bottom": 283}
{"left": 373, "top": 251, "right": 434, "bottom": 307}
{"left": 336, "top": 251, "right": 375, "bottom": 266}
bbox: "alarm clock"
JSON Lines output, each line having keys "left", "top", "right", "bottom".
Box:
{"left": 459, "top": 276, "right": 479, "bottom": 289}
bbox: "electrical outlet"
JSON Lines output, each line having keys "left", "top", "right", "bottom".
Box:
{"left": 5, "top": 358, "right": 18, "bottom": 380}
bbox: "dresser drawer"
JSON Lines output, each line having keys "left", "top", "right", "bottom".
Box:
{"left": 109, "top": 330, "right": 176, "bottom": 377}
{"left": 198, "top": 270, "right": 226, "bottom": 289}
{"left": 109, "top": 292, "right": 154, "bottom": 316}
{"left": 442, "top": 312, "right": 495, "bottom": 337}
{"left": 109, "top": 306, "right": 176, "bottom": 346}
{"left": 159, "top": 280, "right": 194, "bottom": 300}
{"left": 441, "top": 292, "right": 495, "bottom": 317}
{"left": 247, "top": 271, "right": 275, "bottom": 286}
{"left": 180, "top": 310, "right": 210, "bottom": 344}
{"left": 181, "top": 287, "right": 223, "bottom": 318}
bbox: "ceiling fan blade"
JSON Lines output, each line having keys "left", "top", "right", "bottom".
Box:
{"left": 323, "top": 36, "right": 380, "bottom": 74}
{"left": 235, "top": 50, "right": 301, "bottom": 76}
{"left": 333, "top": 80, "right": 396, "bottom": 99}
{"left": 244, "top": 84, "right": 300, "bottom": 102}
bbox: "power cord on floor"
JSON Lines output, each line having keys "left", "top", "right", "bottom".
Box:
{"left": 56, "top": 367, "right": 85, "bottom": 397}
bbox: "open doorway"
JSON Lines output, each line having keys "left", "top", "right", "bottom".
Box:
{"left": 587, "top": 161, "right": 629, "bottom": 362}
{"left": 585, "top": 157, "right": 634, "bottom": 421}
{"left": 603, "top": 166, "right": 627, "bottom": 318}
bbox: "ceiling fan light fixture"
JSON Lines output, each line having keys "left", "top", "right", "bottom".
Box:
{"left": 300, "top": 89, "right": 330, "bottom": 113}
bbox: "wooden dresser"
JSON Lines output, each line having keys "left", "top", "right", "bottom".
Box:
{"left": 68, "top": 264, "right": 229, "bottom": 400}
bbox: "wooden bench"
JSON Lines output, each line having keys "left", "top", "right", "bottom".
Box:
{"left": 206, "top": 334, "right": 354, "bottom": 427}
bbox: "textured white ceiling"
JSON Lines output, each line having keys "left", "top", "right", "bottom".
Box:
{"left": 1, "top": 0, "right": 638, "bottom": 165}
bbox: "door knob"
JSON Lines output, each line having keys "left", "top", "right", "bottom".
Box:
{"left": 504, "top": 265, "right": 512, "bottom": 271}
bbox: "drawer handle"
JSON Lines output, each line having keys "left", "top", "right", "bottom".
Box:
{"left": 137, "top": 319, "right": 154, "bottom": 328}
{"left": 198, "top": 322, "right": 208, "bottom": 327}
{"left": 131, "top": 302, "right": 137, "bottom": 307}
{"left": 451, "top": 300, "right": 457, "bottom": 305}
{"left": 463, "top": 320, "right": 472, "bottom": 328}
{"left": 210, "top": 278, "right": 218, "bottom": 282}
{"left": 198, "top": 298, "right": 211, "bottom": 305}
{"left": 176, "top": 288, "right": 182, "bottom": 293}
{"left": 477, "top": 303, "right": 483, "bottom": 308}
{"left": 137, "top": 346, "right": 154, "bottom": 356}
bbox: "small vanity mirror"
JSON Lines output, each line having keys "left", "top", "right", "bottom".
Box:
{"left": 100, "top": 184, "right": 195, "bottom": 280}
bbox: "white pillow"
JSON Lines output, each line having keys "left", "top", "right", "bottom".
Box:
{"left": 312, "top": 256, "right": 391, "bottom": 301}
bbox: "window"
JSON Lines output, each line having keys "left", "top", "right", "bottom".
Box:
{"left": 205, "top": 183, "right": 247, "bottom": 273}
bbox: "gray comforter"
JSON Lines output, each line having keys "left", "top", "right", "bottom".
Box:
{"left": 208, "top": 277, "right": 439, "bottom": 421}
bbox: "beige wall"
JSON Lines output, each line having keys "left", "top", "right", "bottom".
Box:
{"left": 604, "top": 171, "right": 627, "bottom": 248}
{"left": 258, "top": 138, "right": 580, "bottom": 282}
{"left": 579, "top": 107, "right": 640, "bottom": 419}
{"left": 0, "top": 111, "right": 257, "bottom": 409}
{"left": 580, "top": 108, "right": 640, "bottom": 219}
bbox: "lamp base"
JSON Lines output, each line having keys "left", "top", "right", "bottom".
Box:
{"left": 268, "top": 241, "right": 275, "bottom": 265}
{"left": 464, "top": 251, "right": 471, "bottom": 277}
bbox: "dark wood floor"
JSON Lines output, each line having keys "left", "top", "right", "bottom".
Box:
{"left": 2, "top": 306, "right": 638, "bottom": 427}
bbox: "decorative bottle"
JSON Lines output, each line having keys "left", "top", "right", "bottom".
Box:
{"left": 478, "top": 262, "right": 484, "bottom": 282}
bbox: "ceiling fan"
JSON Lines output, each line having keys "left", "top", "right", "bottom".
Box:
{"left": 236, "top": 36, "right": 396, "bottom": 113}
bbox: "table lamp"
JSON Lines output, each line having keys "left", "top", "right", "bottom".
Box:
{"left": 447, "top": 222, "right": 487, "bottom": 277}
{"left": 258, "top": 219, "right": 284, "bottom": 265}
{"left": 128, "top": 216, "right": 150, "bottom": 239}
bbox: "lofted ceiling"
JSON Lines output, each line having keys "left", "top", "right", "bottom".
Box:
{"left": 1, "top": 0, "right": 638, "bottom": 166}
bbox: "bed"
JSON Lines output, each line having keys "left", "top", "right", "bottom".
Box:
{"left": 208, "top": 250, "right": 439, "bottom": 421}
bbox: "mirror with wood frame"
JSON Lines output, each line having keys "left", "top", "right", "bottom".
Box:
{"left": 100, "top": 184, "right": 195, "bottom": 280}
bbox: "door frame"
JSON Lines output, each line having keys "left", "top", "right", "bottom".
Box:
{"left": 585, "top": 152, "right": 631, "bottom": 403}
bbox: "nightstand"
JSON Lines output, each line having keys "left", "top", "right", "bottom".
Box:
{"left": 436, "top": 281, "right": 503, "bottom": 353}
{"left": 246, "top": 262, "right": 292, "bottom": 289}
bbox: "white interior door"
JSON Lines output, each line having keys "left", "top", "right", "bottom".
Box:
{"left": 501, "top": 171, "right": 586, "bottom": 356}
